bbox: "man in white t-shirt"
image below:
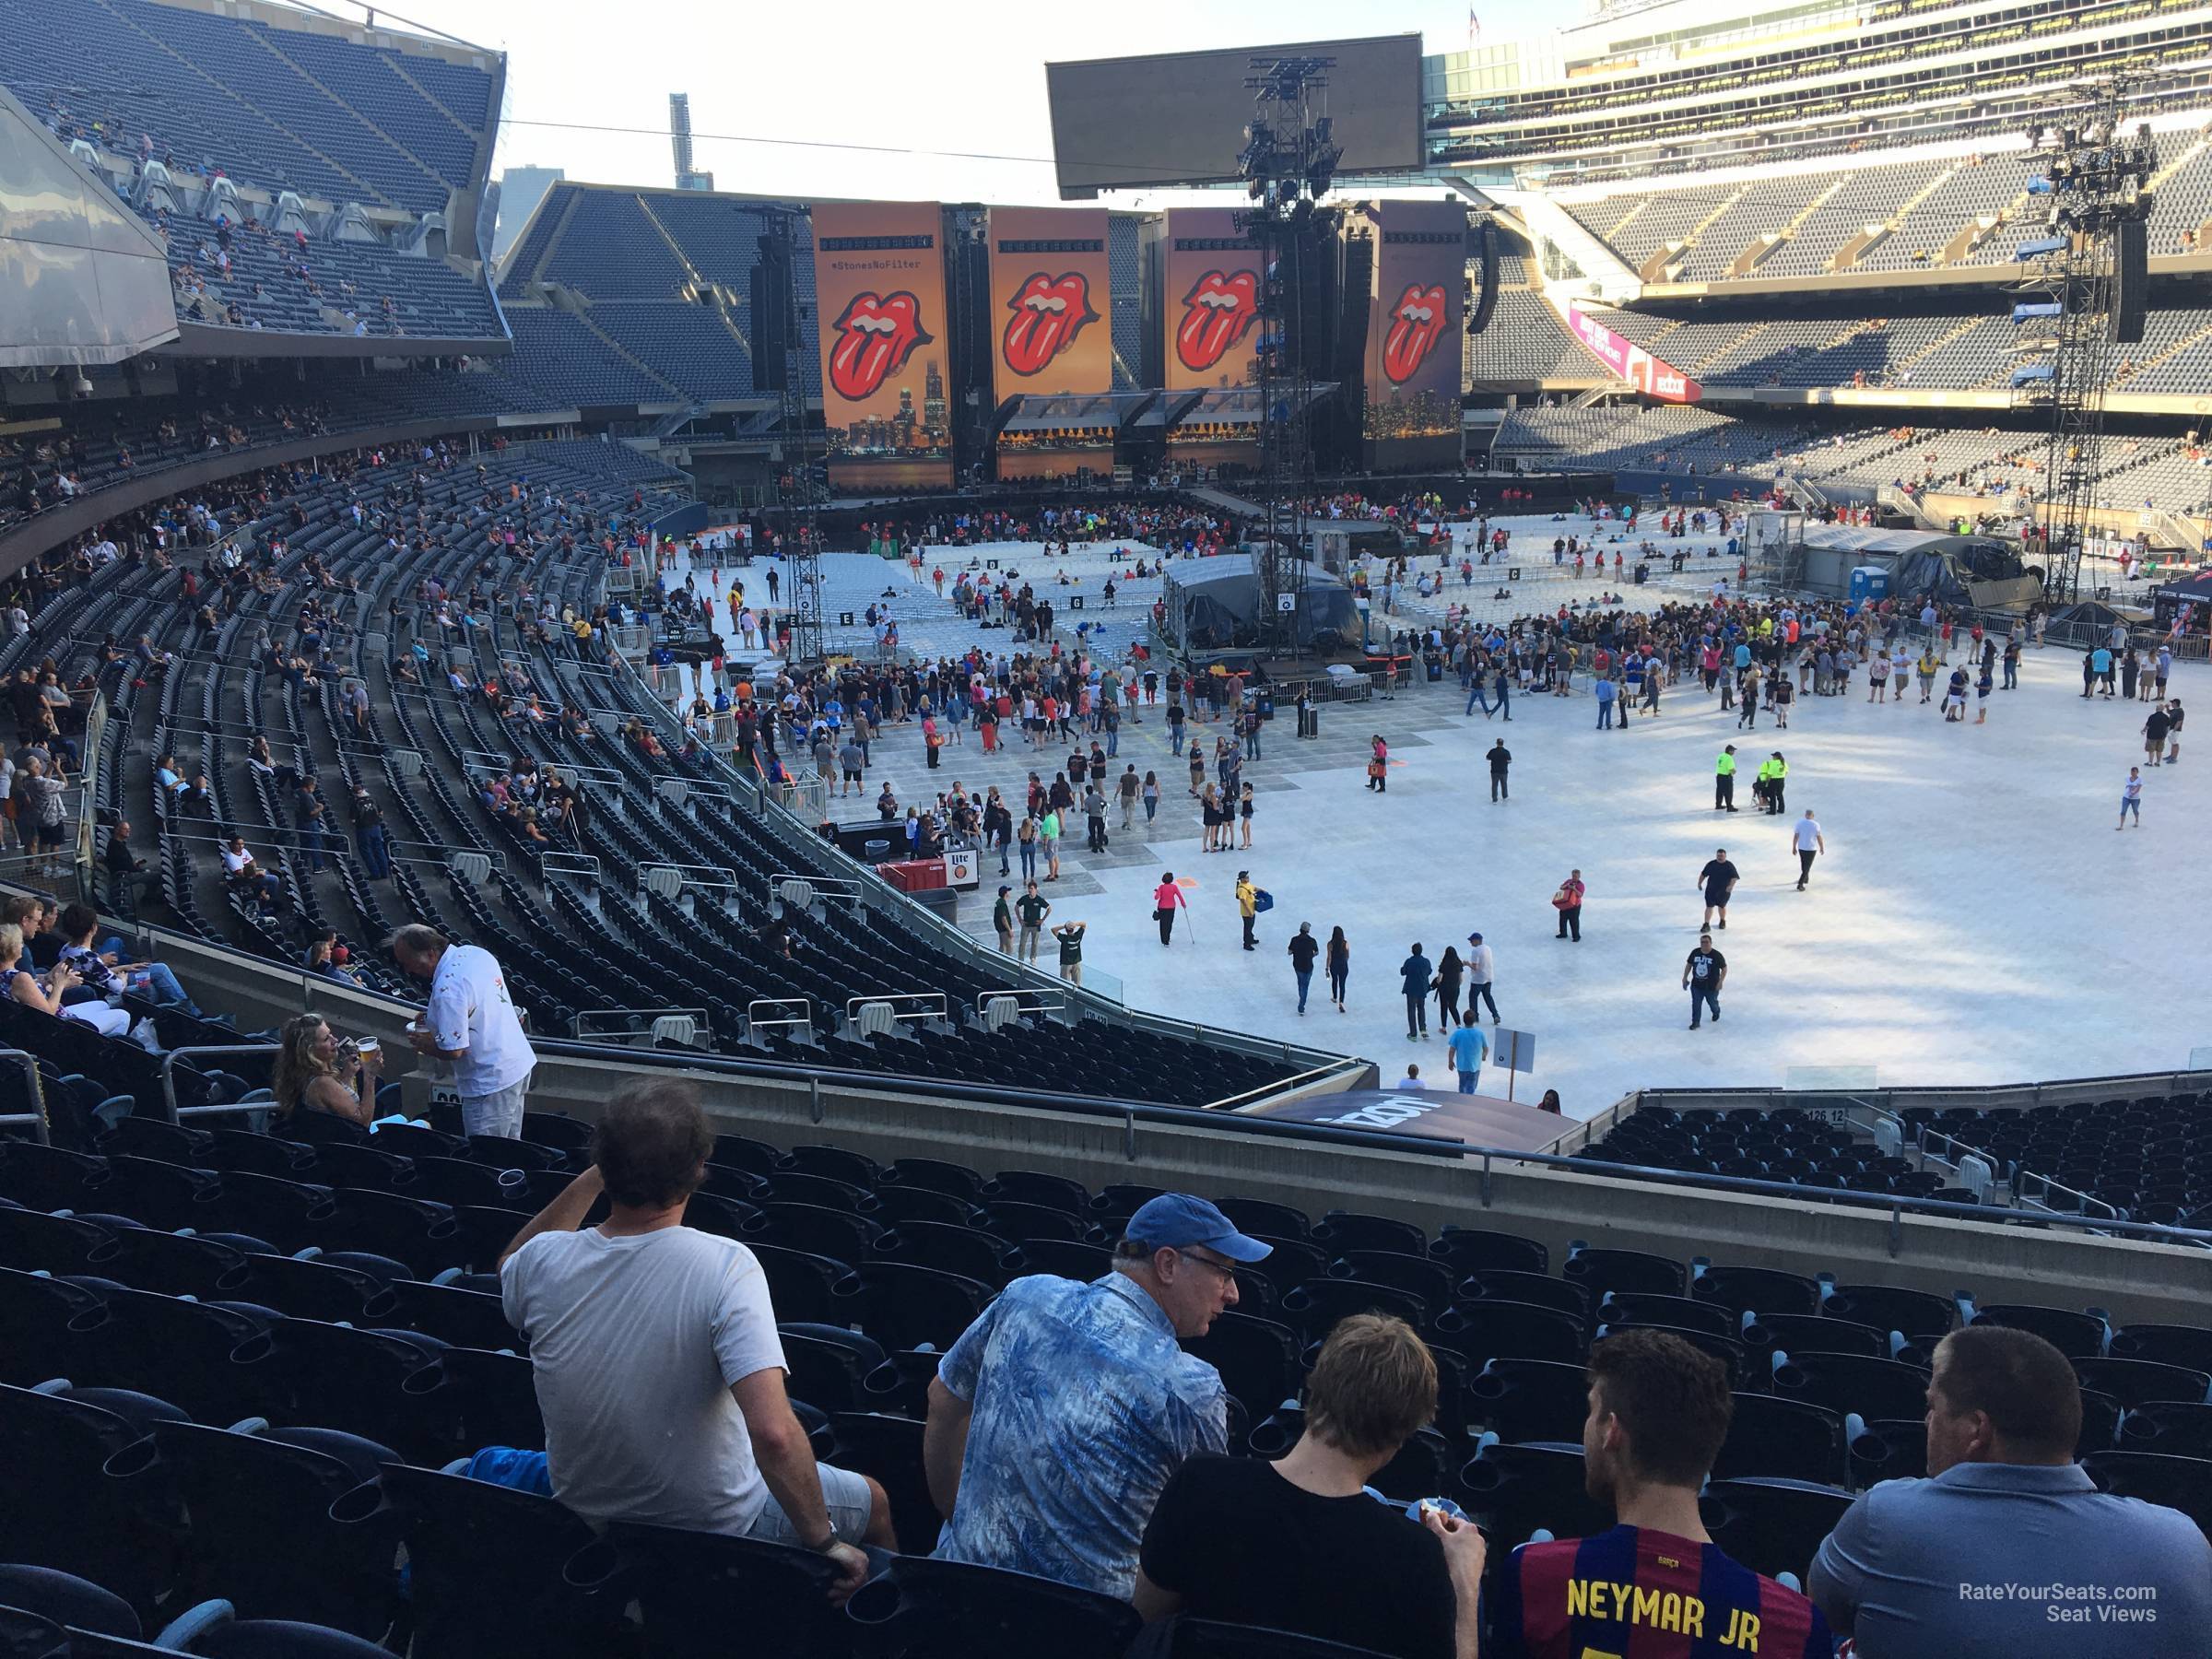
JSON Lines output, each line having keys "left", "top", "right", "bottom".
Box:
{"left": 1792, "top": 809, "right": 1827, "bottom": 891}
{"left": 392, "top": 924, "right": 537, "bottom": 1138}
{"left": 1391, "top": 1064, "right": 1430, "bottom": 1092}
{"left": 500, "top": 1079, "right": 888, "bottom": 1599}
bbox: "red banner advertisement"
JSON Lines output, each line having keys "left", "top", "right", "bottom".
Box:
{"left": 811, "top": 202, "right": 953, "bottom": 489}
{"left": 989, "top": 206, "right": 1112, "bottom": 405}
{"left": 1363, "top": 200, "right": 1464, "bottom": 444}
{"left": 1565, "top": 304, "right": 1702, "bottom": 403}
{"left": 1162, "top": 206, "right": 1265, "bottom": 392}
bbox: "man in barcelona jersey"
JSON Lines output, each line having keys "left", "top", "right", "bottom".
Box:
{"left": 1488, "top": 1329, "right": 1833, "bottom": 1658}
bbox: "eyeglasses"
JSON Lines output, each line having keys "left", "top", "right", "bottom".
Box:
{"left": 1175, "top": 1249, "right": 1241, "bottom": 1284}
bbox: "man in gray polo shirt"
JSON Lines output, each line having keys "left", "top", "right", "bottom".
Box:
{"left": 1809, "top": 1324, "right": 2211, "bottom": 1655}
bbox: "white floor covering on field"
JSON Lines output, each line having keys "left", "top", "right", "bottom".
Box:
{"left": 659, "top": 529, "right": 2209, "bottom": 1119}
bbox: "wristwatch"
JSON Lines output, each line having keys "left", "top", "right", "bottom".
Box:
{"left": 804, "top": 1530, "right": 841, "bottom": 1555}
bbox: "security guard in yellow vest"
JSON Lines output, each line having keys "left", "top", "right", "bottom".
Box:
{"left": 1715, "top": 744, "right": 1739, "bottom": 812}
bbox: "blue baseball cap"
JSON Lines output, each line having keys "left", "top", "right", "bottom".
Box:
{"left": 1123, "top": 1194, "right": 1272, "bottom": 1264}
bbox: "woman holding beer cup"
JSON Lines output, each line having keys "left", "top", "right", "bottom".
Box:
{"left": 271, "top": 1012, "right": 384, "bottom": 1127}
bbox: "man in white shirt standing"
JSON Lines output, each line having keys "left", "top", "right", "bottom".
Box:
{"left": 500, "top": 1078, "right": 888, "bottom": 1597}
{"left": 392, "top": 924, "right": 536, "bottom": 1138}
{"left": 1792, "top": 809, "right": 1827, "bottom": 891}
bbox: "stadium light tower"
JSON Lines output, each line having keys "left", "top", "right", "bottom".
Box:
{"left": 1237, "top": 54, "right": 1339, "bottom": 659}
{"left": 2010, "top": 75, "right": 2154, "bottom": 606}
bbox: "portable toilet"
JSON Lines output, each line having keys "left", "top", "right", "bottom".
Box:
{"left": 1848, "top": 565, "right": 1890, "bottom": 605}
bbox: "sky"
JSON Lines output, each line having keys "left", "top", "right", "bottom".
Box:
{"left": 367, "top": 0, "right": 1558, "bottom": 203}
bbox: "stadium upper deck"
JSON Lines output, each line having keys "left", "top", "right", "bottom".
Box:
{"left": 1426, "top": 0, "right": 2212, "bottom": 182}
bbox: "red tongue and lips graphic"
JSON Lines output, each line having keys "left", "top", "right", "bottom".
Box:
{"left": 828, "top": 290, "right": 931, "bottom": 402}
{"left": 1002, "top": 272, "right": 1100, "bottom": 377}
{"left": 1175, "top": 268, "right": 1259, "bottom": 372}
{"left": 1382, "top": 283, "right": 1448, "bottom": 383}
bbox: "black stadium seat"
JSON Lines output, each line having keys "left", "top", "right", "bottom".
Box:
{"left": 139, "top": 1420, "right": 401, "bottom": 1636}
{"left": 843, "top": 1552, "right": 1140, "bottom": 1659}
{"left": 1700, "top": 1477, "right": 1856, "bottom": 1583}
{"left": 1430, "top": 1226, "right": 1547, "bottom": 1276}
{"left": 370, "top": 1463, "right": 627, "bottom": 1659}
{"left": 2083, "top": 1450, "right": 2212, "bottom": 1535}
{"left": 575, "top": 1521, "right": 852, "bottom": 1659}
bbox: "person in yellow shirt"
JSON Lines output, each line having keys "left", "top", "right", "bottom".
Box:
{"left": 1235, "top": 871, "right": 1259, "bottom": 952}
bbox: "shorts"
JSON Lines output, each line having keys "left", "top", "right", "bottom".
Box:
{"left": 460, "top": 1076, "right": 530, "bottom": 1139}
{"left": 843, "top": 769, "right": 862, "bottom": 782}
{"left": 746, "top": 1460, "right": 877, "bottom": 1547}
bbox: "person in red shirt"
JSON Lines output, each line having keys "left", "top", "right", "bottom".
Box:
{"left": 1488, "top": 1331, "right": 1833, "bottom": 1659}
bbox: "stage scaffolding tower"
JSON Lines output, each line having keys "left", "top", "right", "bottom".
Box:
{"left": 761, "top": 206, "right": 826, "bottom": 666}
{"left": 1237, "top": 56, "right": 1341, "bottom": 657}
{"left": 2009, "top": 76, "right": 2155, "bottom": 606}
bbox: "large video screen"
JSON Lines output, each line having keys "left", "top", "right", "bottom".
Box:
{"left": 809, "top": 202, "right": 955, "bottom": 492}
{"left": 1044, "top": 34, "right": 1423, "bottom": 198}
{"left": 987, "top": 206, "right": 1113, "bottom": 406}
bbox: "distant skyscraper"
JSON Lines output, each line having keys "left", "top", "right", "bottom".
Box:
{"left": 924, "top": 360, "right": 947, "bottom": 440}
{"left": 491, "top": 165, "right": 564, "bottom": 267}
{"left": 669, "top": 94, "right": 713, "bottom": 190}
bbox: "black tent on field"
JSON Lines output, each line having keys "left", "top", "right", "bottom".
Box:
{"left": 1159, "top": 552, "right": 1360, "bottom": 652}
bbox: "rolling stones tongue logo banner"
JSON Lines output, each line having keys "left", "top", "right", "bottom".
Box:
{"left": 810, "top": 202, "right": 952, "bottom": 488}
{"left": 1162, "top": 208, "right": 1265, "bottom": 391}
{"left": 829, "top": 291, "right": 931, "bottom": 401}
{"left": 987, "top": 207, "right": 1112, "bottom": 404}
{"left": 1363, "top": 201, "right": 1465, "bottom": 443}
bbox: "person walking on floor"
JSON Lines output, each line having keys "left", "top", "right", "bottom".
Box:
{"left": 2144, "top": 704, "right": 2171, "bottom": 768}
{"left": 1368, "top": 735, "right": 1390, "bottom": 793}
{"left": 1714, "top": 745, "right": 1739, "bottom": 812}
{"left": 1448, "top": 1010, "right": 1489, "bottom": 1095}
{"left": 1235, "top": 871, "right": 1260, "bottom": 952}
{"left": 1699, "top": 848, "right": 1741, "bottom": 931}
{"left": 1325, "top": 926, "right": 1350, "bottom": 1012}
{"left": 1400, "top": 943, "right": 1434, "bottom": 1041}
{"left": 1793, "top": 809, "right": 1827, "bottom": 890}
{"left": 1433, "top": 946, "right": 1465, "bottom": 1028}
{"left": 2166, "top": 699, "right": 2184, "bottom": 764}
{"left": 1464, "top": 933, "right": 1500, "bottom": 1023}
{"left": 1487, "top": 738, "right": 1512, "bottom": 802}
{"left": 1552, "top": 870, "right": 1584, "bottom": 940}
{"left": 1685, "top": 930, "right": 1726, "bottom": 1030}
{"left": 2119, "top": 767, "right": 2143, "bottom": 829}
{"left": 1152, "top": 871, "right": 1187, "bottom": 945}
{"left": 1288, "top": 923, "right": 1320, "bottom": 1015}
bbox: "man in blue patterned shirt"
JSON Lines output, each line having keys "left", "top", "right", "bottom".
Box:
{"left": 923, "top": 1194, "right": 1268, "bottom": 1596}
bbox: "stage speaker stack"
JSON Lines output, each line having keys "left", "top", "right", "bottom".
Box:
{"left": 2112, "top": 217, "right": 2147, "bottom": 346}
{"left": 1468, "top": 218, "right": 1498, "bottom": 335}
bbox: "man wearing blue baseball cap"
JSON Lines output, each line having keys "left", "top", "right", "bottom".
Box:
{"left": 924, "top": 1194, "right": 1270, "bottom": 1597}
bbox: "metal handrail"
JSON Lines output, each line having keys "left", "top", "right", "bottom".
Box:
{"left": 1208, "top": 1060, "right": 1371, "bottom": 1113}
{"left": 160, "top": 1043, "right": 281, "bottom": 1123}
{"left": 0, "top": 1047, "right": 50, "bottom": 1144}
{"left": 744, "top": 998, "right": 813, "bottom": 1035}
{"left": 972, "top": 988, "right": 1065, "bottom": 1018}
{"left": 845, "top": 993, "right": 947, "bottom": 1027}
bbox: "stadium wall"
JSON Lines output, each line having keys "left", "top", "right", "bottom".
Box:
{"left": 118, "top": 928, "right": 2201, "bottom": 1327}
{"left": 489, "top": 1047, "right": 2212, "bottom": 1328}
